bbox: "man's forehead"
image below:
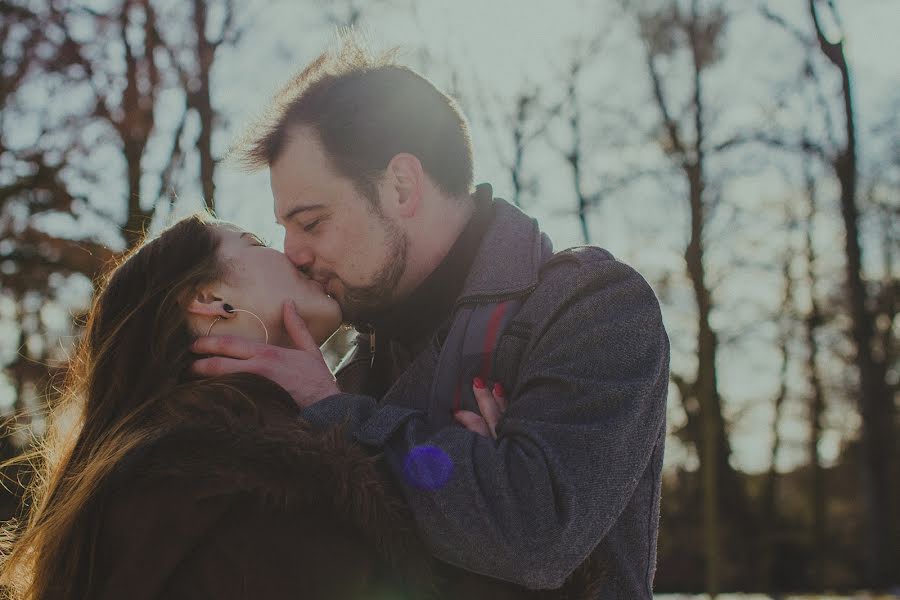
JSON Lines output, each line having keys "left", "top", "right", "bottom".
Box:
{"left": 274, "top": 194, "right": 328, "bottom": 224}
{"left": 270, "top": 129, "right": 348, "bottom": 224}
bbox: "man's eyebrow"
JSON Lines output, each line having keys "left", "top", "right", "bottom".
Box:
{"left": 279, "top": 203, "right": 325, "bottom": 224}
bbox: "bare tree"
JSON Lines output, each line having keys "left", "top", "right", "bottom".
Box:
{"left": 0, "top": 0, "right": 240, "bottom": 472}
{"left": 487, "top": 89, "right": 559, "bottom": 208}
{"left": 99, "top": 0, "right": 166, "bottom": 246}
{"left": 805, "top": 0, "right": 895, "bottom": 586}
{"left": 636, "top": 1, "right": 762, "bottom": 592}
{"left": 541, "top": 35, "right": 612, "bottom": 244}
{"left": 559, "top": 55, "right": 601, "bottom": 244}
{"left": 458, "top": 68, "right": 562, "bottom": 210}
{"left": 1, "top": 2, "right": 119, "bottom": 458}
{"left": 797, "top": 154, "right": 829, "bottom": 592}
{"left": 162, "top": 0, "right": 246, "bottom": 211}
{"left": 760, "top": 205, "right": 797, "bottom": 592}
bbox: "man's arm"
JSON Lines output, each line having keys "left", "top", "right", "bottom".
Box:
{"left": 301, "top": 259, "right": 670, "bottom": 589}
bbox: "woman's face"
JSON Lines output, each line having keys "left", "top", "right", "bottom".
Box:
{"left": 193, "top": 225, "right": 343, "bottom": 346}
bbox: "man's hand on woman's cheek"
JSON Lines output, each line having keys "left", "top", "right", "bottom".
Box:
{"left": 191, "top": 300, "right": 340, "bottom": 408}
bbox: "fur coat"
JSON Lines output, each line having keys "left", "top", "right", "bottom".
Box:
{"left": 89, "top": 386, "right": 604, "bottom": 599}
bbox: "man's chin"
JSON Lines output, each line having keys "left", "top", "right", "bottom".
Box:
{"left": 335, "top": 278, "right": 400, "bottom": 329}
{"left": 340, "top": 306, "right": 383, "bottom": 331}
{"left": 342, "top": 313, "right": 374, "bottom": 332}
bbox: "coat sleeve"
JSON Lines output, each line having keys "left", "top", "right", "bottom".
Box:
{"left": 300, "top": 258, "right": 670, "bottom": 589}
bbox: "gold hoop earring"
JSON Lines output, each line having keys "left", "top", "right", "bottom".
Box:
{"left": 206, "top": 308, "right": 269, "bottom": 344}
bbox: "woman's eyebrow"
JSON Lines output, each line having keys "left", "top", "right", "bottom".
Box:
{"left": 239, "top": 232, "right": 263, "bottom": 243}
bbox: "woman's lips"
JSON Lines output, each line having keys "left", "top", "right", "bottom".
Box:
{"left": 309, "top": 278, "right": 334, "bottom": 299}
{"left": 323, "top": 280, "right": 335, "bottom": 299}
{"left": 296, "top": 269, "right": 323, "bottom": 290}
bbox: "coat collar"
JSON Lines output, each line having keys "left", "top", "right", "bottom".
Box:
{"left": 458, "top": 186, "right": 553, "bottom": 304}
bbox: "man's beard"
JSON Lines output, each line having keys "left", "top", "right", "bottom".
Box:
{"left": 339, "top": 218, "right": 409, "bottom": 327}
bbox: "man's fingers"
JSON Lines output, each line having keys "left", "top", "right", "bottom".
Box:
{"left": 192, "top": 355, "right": 261, "bottom": 377}
{"left": 472, "top": 379, "right": 501, "bottom": 438}
{"left": 283, "top": 300, "right": 318, "bottom": 350}
{"left": 192, "top": 335, "right": 260, "bottom": 359}
{"left": 454, "top": 410, "right": 492, "bottom": 438}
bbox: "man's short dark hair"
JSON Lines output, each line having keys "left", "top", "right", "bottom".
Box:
{"left": 233, "top": 38, "right": 474, "bottom": 202}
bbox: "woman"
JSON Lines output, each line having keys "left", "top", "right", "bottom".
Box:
{"left": 0, "top": 214, "right": 601, "bottom": 599}
{"left": 0, "top": 215, "right": 440, "bottom": 599}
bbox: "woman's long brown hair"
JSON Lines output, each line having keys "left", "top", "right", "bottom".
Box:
{"left": 0, "top": 214, "right": 267, "bottom": 599}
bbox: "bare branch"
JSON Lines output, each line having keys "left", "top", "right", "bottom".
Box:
{"left": 155, "top": 103, "right": 191, "bottom": 210}
{"left": 809, "top": 0, "right": 845, "bottom": 68}
{"left": 759, "top": 3, "right": 813, "bottom": 47}
{"left": 711, "top": 132, "right": 831, "bottom": 164}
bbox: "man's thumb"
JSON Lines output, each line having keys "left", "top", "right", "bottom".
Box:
{"left": 284, "top": 300, "right": 316, "bottom": 349}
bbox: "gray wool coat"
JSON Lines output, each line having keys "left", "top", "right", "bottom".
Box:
{"left": 301, "top": 195, "right": 670, "bottom": 599}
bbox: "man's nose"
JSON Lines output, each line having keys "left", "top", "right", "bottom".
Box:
{"left": 285, "top": 240, "right": 315, "bottom": 273}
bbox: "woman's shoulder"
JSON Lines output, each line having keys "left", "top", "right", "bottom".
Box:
{"left": 96, "top": 381, "right": 435, "bottom": 597}
{"left": 109, "top": 383, "right": 367, "bottom": 508}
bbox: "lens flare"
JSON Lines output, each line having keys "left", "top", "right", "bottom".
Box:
{"left": 402, "top": 445, "right": 454, "bottom": 490}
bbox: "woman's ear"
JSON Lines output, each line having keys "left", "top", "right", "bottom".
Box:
{"left": 185, "top": 289, "right": 232, "bottom": 318}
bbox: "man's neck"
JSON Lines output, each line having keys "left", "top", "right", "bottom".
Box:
{"left": 394, "top": 193, "right": 475, "bottom": 301}
{"left": 365, "top": 189, "right": 493, "bottom": 347}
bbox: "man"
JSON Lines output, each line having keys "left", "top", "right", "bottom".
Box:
{"left": 194, "top": 40, "right": 669, "bottom": 598}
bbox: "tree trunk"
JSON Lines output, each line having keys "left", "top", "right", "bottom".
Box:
{"left": 192, "top": 0, "right": 216, "bottom": 211}
{"left": 761, "top": 240, "right": 794, "bottom": 593}
{"left": 687, "top": 10, "right": 717, "bottom": 592}
{"left": 510, "top": 94, "right": 528, "bottom": 208}
{"left": 803, "top": 161, "right": 827, "bottom": 593}
{"left": 562, "top": 66, "right": 592, "bottom": 245}
{"left": 123, "top": 138, "right": 149, "bottom": 247}
{"left": 808, "top": 0, "right": 894, "bottom": 586}
{"left": 685, "top": 162, "right": 719, "bottom": 597}
{"left": 641, "top": 4, "right": 763, "bottom": 590}
{"left": 118, "top": 0, "right": 160, "bottom": 248}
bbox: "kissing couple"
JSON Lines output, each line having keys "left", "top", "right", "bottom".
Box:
{"left": 1, "top": 39, "right": 669, "bottom": 600}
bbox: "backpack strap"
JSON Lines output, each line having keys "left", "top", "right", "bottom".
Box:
{"left": 490, "top": 246, "right": 619, "bottom": 400}
{"left": 423, "top": 244, "right": 619, "bottom": 428}
{"left": 427, "top": 299, "right": 522, "bottom": 429}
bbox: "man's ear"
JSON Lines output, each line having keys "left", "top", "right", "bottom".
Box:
{"left": 185, "top": 289, "right": 231, "bottom": 318}
{"left": 385, "top": 153, "right": 423, "bottom": 218}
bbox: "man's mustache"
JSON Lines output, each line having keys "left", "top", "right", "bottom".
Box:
{"left": 303, "top": 269, "right": 335, "bottom": 287}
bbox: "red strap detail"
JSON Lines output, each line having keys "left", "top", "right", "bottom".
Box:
{"left": 480, "top": 302, "right": 510, "bottom": 380}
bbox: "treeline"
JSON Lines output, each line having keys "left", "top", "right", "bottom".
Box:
{"left": 657, "top": 438, "right": 900, "bottom": 592}
{"left": 0, "top": 0, "right": 896, "bottom": 593}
